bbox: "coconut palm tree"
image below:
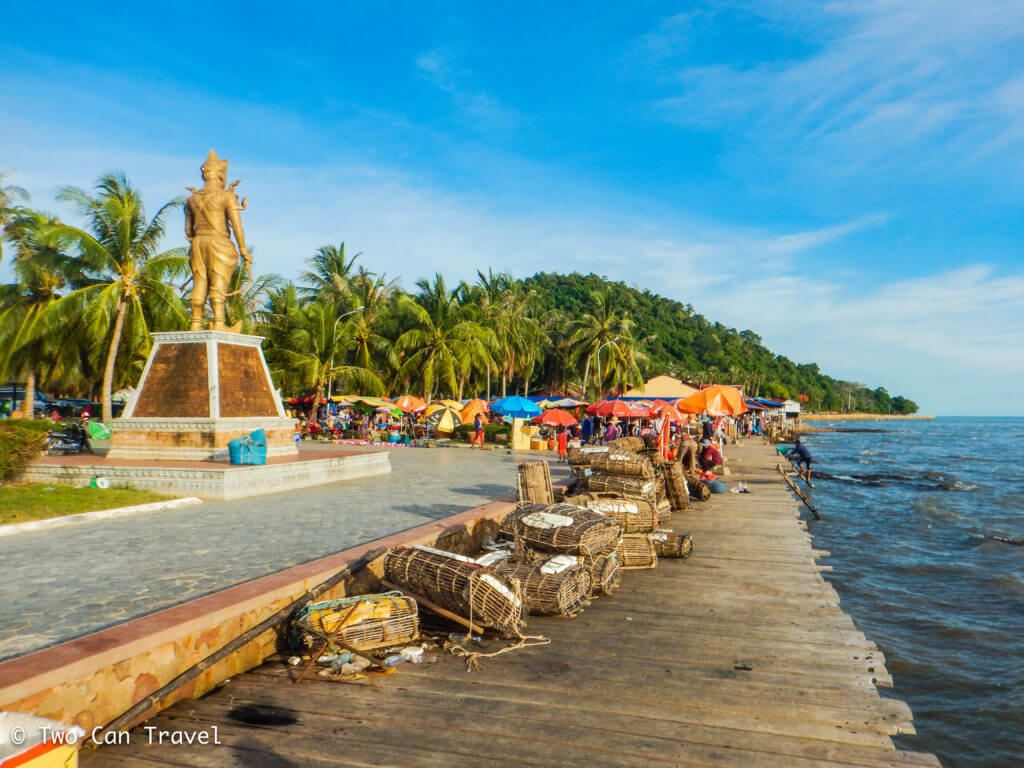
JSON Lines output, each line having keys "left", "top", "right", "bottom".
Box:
{"left": 52, "top": 173, "right": 188, "bottom": 421}
{"left": 223, "top": 257, "right": 279, "bottom": 334}
{"left": 347, "top": 269, "right": 399, "bottom": 379}
{"left": 571, "top": 290, "right": 646, "bottom": 398}
{"left": 395, "top": 274, "right": 493, "bottom": 400}
{"left": 0, "top": 171, "right": 30, "bottom": 261}
{"left": 0, "top": 210, "right": 73, "bottom": 417}
{"left": 300, "top": 243, "right": 361, "bottom": 303}
{"left": 278, "top": 299, "right": 385, "bottom": 405}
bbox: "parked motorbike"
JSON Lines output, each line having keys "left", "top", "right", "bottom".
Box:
{"left": 46, "top": 423, "right": 93, "bottom": 455}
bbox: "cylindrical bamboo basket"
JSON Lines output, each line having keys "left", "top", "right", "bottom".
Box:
{"left": 494, "top": 556, "right": 592, "bottom": 617}
{"left": 568, "top": 445, "right": 610, "bottom": 466}
{"left": 586, "top": 473, "right": 657, "bottom": 502}
{"left": 615, "top": 534, "right": 658, "bottom": 570}
{"left": 580, "top": 552, "right": 621, "bottom": 596}
{"left": 293, "top": 592, "right": 419, "bottom": 652}
{"left": 650, "top": 530, "right": 693, "bottom": 558}
{"left": 383, "top": 546, "right": 523, "bottom": 634}
{"left": 607, "top": 436, "right": 645, "bottom": 452}
{"left": 662, "top": 463, "right": 691, "bottom": 511}
{"left": 684, "top": 471, "right": 712, "bottom": 501}
{"left": 500, "top": 503, "right": 622, "bottom": 556}
{"left": 589, "top": 451, "right": 655, "bottom": 478}
{"left": 576, "top": 495, "right": 657, "bottom": 533}
{"left": 517, "top": 460, "right": 554, "bottom": 505}
{"left": 656, "top": 499, "right": 673, "bottom": 525}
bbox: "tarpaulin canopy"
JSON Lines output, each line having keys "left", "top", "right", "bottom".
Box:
{"left": 460, "top": 398, "right": 490, "bottom": 424}
{"left": 675, "top": 385, "right": 748, "bottom": 416}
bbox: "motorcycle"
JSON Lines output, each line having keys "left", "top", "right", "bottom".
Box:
{"left": 46, "top": 422, "right": 93, "bottom": 455}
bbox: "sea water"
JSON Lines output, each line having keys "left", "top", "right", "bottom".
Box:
{"left": 797, "top": 417, "right": 1023, "bottom": 768}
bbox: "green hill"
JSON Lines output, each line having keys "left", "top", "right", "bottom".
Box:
{"left": 521, "top": 272, "right": 918, "bottom": 414}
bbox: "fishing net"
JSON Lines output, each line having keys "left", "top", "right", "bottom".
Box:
{"left": 616, "top": 534, "right": 658, "bottom": 570}
{"left": 494, "top": 556, "right": 592, "bottom": 617}
{"left": 383, "top": 545, "right": 524, "bottom": 634}
{"left": 517, "top": 461, "right": 554, "bottom": 505}
{"left": 589, "top": 451, "right": 655, "bottom": 478}
{"left": 292, "top": 591, "right": 418, "bottom": 653}
{"left": 650, "top": 530, "right": 693, "bottom": 559}
{"left": 500, "top": 503, "right": 621, "bottom": 556}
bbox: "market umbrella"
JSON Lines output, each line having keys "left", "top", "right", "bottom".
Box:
{"left": 591, "top": 399, "right": 633, "bottom": 418}
{"left": 490, "top": 395, "right": 543, "bottom": 419}
{"left": 532, "top": 408, "right": 578, "bottom": 427}
{"left": 424, "top": 403, "right": 462, "bottom": 433}
{"left": 429, "top": 399, "right": 464, "bottom": 410}
{"left": 550, "top": 397, "right": 586, "bottom": 408}
{"left": 675, "top": 385, "right": 748, "bottom": 416}
{"left": 392, "top": 395, "right": 426, "bottom": 413}
{"left": 649, "top": 400, "right": 685, "bottom": 422}
{"left": 460, "top": 398, "right": 490, "bottom": 424}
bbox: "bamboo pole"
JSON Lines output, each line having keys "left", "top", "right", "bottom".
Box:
{"left": 777, "top": 463, "right": 822, "bottom": 520}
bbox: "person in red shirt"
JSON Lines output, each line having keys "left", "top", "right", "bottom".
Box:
{"left": 698, "top": 439, "right": 723, "bottom": 471}
{"left": 556, "top": 427, "right": 568, "bottom": 463}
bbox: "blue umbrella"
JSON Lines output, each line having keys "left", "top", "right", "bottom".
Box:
{"left": 489, "top": 395, "right": 543, "bottom": 419}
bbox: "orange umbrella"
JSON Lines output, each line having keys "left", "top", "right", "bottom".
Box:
{"left": 391, "top": 395, "right": 426, "bottom": 413}
{"left": 532, "top": 408, "right": 578, "bottom": 427}
{"left": 460, "top": 398, "right": 490, "bottom": 424}
{"left": 675, "top": 385, "right": 748, "bottom": 416}
{"left": 649, "top": 399, "right": 685, "bottom": 422}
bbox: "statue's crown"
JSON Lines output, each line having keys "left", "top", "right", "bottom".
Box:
{"left": 201, "top": 149, "right": 229, "bottom": 174}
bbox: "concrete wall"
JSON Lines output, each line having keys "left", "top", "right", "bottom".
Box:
{"left": 0, "top": 500, "right": 513, "bottom": 732}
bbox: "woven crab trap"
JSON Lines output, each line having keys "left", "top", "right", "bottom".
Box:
{"left": 607, "top": 436, "right": 645, "bottom": 452}
{"left": 383, "top": 546, "right": 523, "bottom": 634}
{"left": 572, "top": 494, "right": 658, "bottom": 533}
{"left": 662, "top": 463, "right": 691, "bottom": 511}
{"left": 517, "top": 461, "right": 554, "bottom": 504}
{"left": 293, "top": 591, "right": 418, "bottom": 653}
{"left": 656, "top": 499, "right": 673, "bottom": 525}
{"left": 579, "top": 552, "right": 621, "bottom": 596}
{"left": 616, "top": 534, "right": 659, "bottom": 570}
{"left": 685, "top": 471, "right": 712, "bottom": 501}
{"left": 500, "top": 503, "right": 622, "bottom": 556}
{"left": 589, "top": 451, "right": 655, "bottom": 479}
{"left": 587, "top": 473, "right": 658, "bottom": 503}
{"left": 568, "top": 445, "right": 610, "bottom": 467}
{"left": 493, "top": 556, "right": 592, "bottom": 617}
{"left": 650, "top": 530, "right": 693, "bottom": 559}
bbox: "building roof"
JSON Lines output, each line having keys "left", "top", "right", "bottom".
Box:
{"left": 622, "top": 374, "right": 700, "bottom": 399}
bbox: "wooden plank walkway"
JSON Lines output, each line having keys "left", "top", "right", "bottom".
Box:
{"left": 84, "top": 442, "right": 941, "bottom": 767}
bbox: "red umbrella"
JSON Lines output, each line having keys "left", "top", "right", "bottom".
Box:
{"left": 532, "top": 408, "right": 578, "bottom": 427}
{"left": 592, "top": 400, "right": 633, "bottom": 418}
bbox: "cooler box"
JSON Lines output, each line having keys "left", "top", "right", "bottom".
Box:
{"left": 228, "top": 429, "right": 268, "bottom": 465}
{"left": 0, "top": 712, "right": 85, "bottom": 768}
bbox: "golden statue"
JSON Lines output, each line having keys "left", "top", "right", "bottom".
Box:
{"left": 185, "top": 150, "right": 250, "bottom": 331}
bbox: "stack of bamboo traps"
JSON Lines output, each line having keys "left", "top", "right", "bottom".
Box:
{"left": 567, "top": 444, "right": 611, "bottom": 490}
{"left": 500, "top": 502, "right": 623, "bottom": 556}
{"left": 383, "top": 545, "right": 524, "bottom": 635}
{"left": 493, "top": 556, "right": 592, "bottom": 617}
{"left": 562, "top": 492, "right": 658, "bottom": 533}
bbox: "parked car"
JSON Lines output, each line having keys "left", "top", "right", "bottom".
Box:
{"left": 0, "top": 384, "right": 52, "bottom": 417}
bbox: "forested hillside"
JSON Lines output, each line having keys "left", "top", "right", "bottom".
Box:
{"left": 521, "top": 272, "right": 918, "bottom": 414}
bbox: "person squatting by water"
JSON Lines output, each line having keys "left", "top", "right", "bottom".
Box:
{"left": 789, "top": 437, "right": 813, "bottom": 486}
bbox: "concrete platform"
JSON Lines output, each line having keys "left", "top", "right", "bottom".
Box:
{"left": 20, "top": 449, "right": 391, "bottom": 500}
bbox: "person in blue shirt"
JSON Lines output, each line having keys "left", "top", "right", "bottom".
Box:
{"left": 580, "top": 415, "right": 593, "bottom": 444}
{"left": 788, "top": 437, "right": 813, "bottom": 486}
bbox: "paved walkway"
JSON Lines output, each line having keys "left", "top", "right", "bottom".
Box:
{"left": 0, "top": 445, "right": 568, "bottom": 661}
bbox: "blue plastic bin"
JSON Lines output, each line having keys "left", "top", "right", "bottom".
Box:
{"left": 228, "top": 429, "right": 268, "bottom": 465}
{"left": 707, "top": 479, "right": 729, "bottom": 494}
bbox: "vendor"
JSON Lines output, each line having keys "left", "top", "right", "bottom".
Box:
{"left": 698, "top": 439, "right": 723, "bottom": 471}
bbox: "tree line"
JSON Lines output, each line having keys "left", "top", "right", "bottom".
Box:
{"left": 0, "top": 172, "right": 918, "bottom": 421}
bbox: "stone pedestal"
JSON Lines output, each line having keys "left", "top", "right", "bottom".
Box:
{"left": 107, "top": 331, "right": 297, "bottom": 461}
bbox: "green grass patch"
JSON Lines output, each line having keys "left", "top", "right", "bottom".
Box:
{"left": 0, "top": 484, "right": 174, "bottom": 525}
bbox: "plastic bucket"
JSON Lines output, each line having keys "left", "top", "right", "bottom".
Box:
{"left": 708, "top": 479, "right": 729, "bottom": 494}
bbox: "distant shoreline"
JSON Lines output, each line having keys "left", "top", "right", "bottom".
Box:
{"left": 801, "top": 412, "right": 934, "bottom": 422}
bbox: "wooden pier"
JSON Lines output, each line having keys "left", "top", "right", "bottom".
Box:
{"left": 85, "top": 442, "right": 940, "bottom": 767}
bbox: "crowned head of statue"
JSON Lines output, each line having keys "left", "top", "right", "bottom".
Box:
{"left": 200, "top": 149, "right": 229, "bottom": 190}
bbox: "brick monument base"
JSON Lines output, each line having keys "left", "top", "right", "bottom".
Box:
{"left": 107, "top": 331, "right": 297, "bottom": 461}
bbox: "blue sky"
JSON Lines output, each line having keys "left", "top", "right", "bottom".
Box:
{"left": 3, "top": 1, "right": 1023, "bottom": 415}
